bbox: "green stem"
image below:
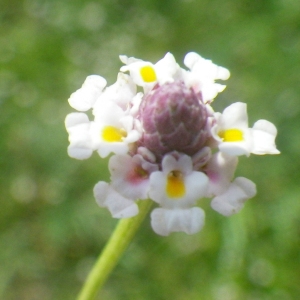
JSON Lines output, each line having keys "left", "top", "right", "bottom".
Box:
{"left": 76, "top": 199, "right": 153, "bottom": 300}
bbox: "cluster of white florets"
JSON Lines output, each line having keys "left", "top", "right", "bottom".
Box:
{"left": 65, "top": 52, "right": 279, "bottom": 236}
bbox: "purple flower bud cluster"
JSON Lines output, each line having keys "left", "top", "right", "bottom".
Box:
{"left": 138, "top": 81, "right": 209, "bottom": 160}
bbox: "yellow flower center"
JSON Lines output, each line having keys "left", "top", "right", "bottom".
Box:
{"left": 140, "top": 65, "right": 157, "bottom": 83}
{"left": 166, "top": 170, "right": 186, "bottom": 198}
{"left": 219, "top": 128, "right": 244, "bottom": 142}
{"left": 102, "top": 126, "right": 127, "bottom": 142}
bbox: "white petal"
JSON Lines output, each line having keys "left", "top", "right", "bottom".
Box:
{"left": 119, "top": 55, "right": 141, "bottom": 65}
{"left": 95, "top": 73, "right": 136, "bottom": 110}
{"left": 161, "top": 154, "right": 178, "bottom": 174}
{"left": 211, "top": 177, "right": 256, "bottom": 216}
{"left": 83, "top": 75, "right": 107, "bottom": 90}
{"left": 68, "top": 145, "right": 93, "bottom": 160}
{"left": 68, "top": 75, "right": 106, "bottom": 111}
{"left": 105, "top": 194, "right": 139, "bottom": 218}
{"left": 65, "top": 113, "right": 93, "bottom": 159}
{"left": 65, "top": 112, "right": 89, "bottom": 130}
{"left": 251, "top": 120, "right": 280, "bottom": 155}
{"left": 93, "top": 182, "right": 139, "bottom": 218}
{"left": 216, "top": 66, "right": 230, "bottom": 80}
{"left": 183, "top": 52, "right": 201, "bottom": 70}
{"left": 201, "top": 83, "right": 226, "bottom": 103}
{"left": 150, "top": 207, "right": 205, "bottom": 236}
{"left": 155, "top": 52, "right": 180, "bottom": 84}
{"left": 218, "top": 136, "right": 252, "bottom": 157}
{"left": 93, "top": 181, "right": 110, "bottom": 207}
{"left": 177, "top": 154, "right": 193, "bottom": 174}
{"left": 221, "top": 102, "right": 248, "bottom": 129}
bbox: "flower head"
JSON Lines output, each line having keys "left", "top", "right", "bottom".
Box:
{"left": 65, "top": 51, "right": 279, "bottom": 236}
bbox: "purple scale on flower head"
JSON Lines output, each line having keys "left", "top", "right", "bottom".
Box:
{"left": 138, "top": 80, "right": 209, "bottom": 160}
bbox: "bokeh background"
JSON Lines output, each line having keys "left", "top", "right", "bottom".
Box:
{"left": 1, "top": 0, "right": 299, "bottom": 299}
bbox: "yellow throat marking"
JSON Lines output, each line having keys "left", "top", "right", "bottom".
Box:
{"left": 166, "top": 170, "right": 186, "bottom": 198}
{"left": 102, "top": 126, "right": 127, "bottom": 142}
{"left": 219, "top": 128, "right": 244, "bottom": 142}
{"left": 140, "top": 65, "right": 157, "bottom": 83}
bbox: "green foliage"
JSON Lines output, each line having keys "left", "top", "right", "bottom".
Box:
{"left": 1, "top": 0, "right": 299, "bottom": 299}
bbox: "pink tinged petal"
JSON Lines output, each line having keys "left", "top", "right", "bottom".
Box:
{"left": 192, "top": 147, "right": 212, "bottom": 170}
{"left": 205, "top": 152, "right": 238, "bottom": 197}
{"left": 211, "top": 177, "right": 256, "bottom": 216}
{"left": 150, "top": 207, "right": 205, "bottom": 236}
{"left": 137, "top": 147, "right": 156, "bottom": 163}
{"left": 251, "top": 120, "right": 280, "bottom": 155}
{"left": 93, "top": 182, "right": 139, "bottom": 218}
{"left": 109, "top": 154, "right": 157, "bottom": 200}
{"left": 68, "top": 75, "right": 107, "bottom": 111}
{"left": 65, "top": 113, "right": 93, "bottom": 159}
{"left": 130, "top": 92, "right": 143, "bottom": 116}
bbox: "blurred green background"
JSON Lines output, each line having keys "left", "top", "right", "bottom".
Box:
{"left": 1, "top": 0, "right": 299, "bottom": 299}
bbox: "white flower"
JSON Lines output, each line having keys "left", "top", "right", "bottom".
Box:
{"left": 65, "top": 112, "right": 93, "bottom": 159}
{"left": 91, "top": 101, "right": 141, "bottom": 158}
{"left": 94, "top": 182, "right": 139, "bottom": 218}
{"left": 93, "top": 72, "right": 136, "bottom": 112}
{"left": 120, "top": 52, "right": 181, "bottom": 91}
{"left": 183, "top": 52, "right": 230, "bottom": 102}
{"left": 211, "top": 102, "right": 280, "bottom": 156}
{"left": 68, "top": 75, "right": 107, "bottom": 111}
{"left": 149, "top": 154, "right": 208, "bottom": 208}
{"left": 211, "top": 102, "right": 253, "bottom": 156}
{"left": 211, "top": 177, "right": 256, "bottom": 216}
{"left": 109, "top": 154, "right": 158, "bottom": 200}
{"left": 149, "top": 153, "right": 208, "bottom": 236}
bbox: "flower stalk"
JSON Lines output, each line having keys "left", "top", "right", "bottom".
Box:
{"left": 76, "top": 199, "right": 153, "bottom": 300}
